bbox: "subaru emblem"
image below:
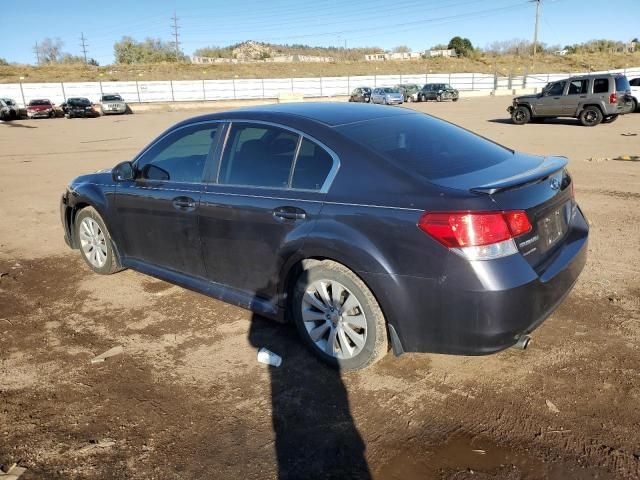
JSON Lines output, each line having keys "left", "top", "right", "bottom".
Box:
{"left": 550, "top": 178, "right": 560, "bottom": 190}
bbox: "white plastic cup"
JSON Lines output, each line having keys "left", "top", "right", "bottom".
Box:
{"left": 257, "top": 348, "right": 282, "bottom": 367}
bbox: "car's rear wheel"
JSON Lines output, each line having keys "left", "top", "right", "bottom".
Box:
{"left": 631, "top": 98, "right": 638, "bottom": 113}
{"left": 292, "top": 260, "right": 388, "bottom": 370}
{"left": 383, "top": 97, "right": 388, "bottom": 105}
{"left": 436, "top": 94, "right": 443, "bottom": 102}
{"left": 75, "top": 207, "right": 123, "bottom": 275}
{"left": 511, "top": 106, "right": 531, "bottom": 125}
{"left": 602, "top": 114, "right": 618, "bottom": 124}
{"left": 579, "top": 106, "right": 603, "bottom": 127}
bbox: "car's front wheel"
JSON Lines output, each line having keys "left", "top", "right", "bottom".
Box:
{"left": 75, "top": 207, "right": 123, "bottom": 275}
{"left": 511, "top": 105, "right": 531, "bottom": 125}
{"left": 292, "top": 260, "right": 388, "bottom": 370}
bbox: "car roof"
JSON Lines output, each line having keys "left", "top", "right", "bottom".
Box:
{"left": 185, "top": 102, "right": 416, "bottom": 128}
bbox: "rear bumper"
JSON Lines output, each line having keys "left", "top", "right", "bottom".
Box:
{"left": 361, "top": 207, "right": 589, "bottom": 355}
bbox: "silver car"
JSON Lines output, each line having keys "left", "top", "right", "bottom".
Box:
{"left": 370, "top": 87, "right": 404, "bottom": 105}
{"left": 99, "top": 94, "right": 129, "bottom": 115}
{"left": 0, "top": 97, "right": 20, "bottom": 119}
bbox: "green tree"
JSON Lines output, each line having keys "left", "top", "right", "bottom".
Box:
{"left": 448, "top": 36, "right": 474, "bottom": 57}
{"left": 0, "top": 57, "right": 8, "bottom": 66}
{"left": 114, "top": 36, "right": 185, "bottom": 63}
{"left": 392, "top": 45, "right": 410, "bottom": 53}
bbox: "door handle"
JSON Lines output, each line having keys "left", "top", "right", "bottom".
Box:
{"left": 173, "top": 196, "right": 196, "bottom": 210}
{"left": 273, "top": 207, "right": 306, "bottom": 221}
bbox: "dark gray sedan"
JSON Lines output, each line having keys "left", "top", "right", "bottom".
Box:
{"left": 60, "top": 103, "right": 588, "bottom": 369}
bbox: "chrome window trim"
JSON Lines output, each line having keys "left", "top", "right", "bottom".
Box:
{"left": 214, "top": 119, "right": 341, "bottom": 194}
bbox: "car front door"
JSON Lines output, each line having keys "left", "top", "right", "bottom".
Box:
{"left": 198, "top": 121, "right": 337, "bottom": 302}
{"left": 113, "top": 121, "right": 221, "bottom": 277}
{"left": 534, "top": 81, "right": 566, "bottom": 115}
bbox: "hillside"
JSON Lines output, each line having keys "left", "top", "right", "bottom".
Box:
{"left": 1, "top": 52, "right": 639, "bottom": 84}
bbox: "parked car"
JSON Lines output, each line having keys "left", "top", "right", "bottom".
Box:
{"left": 418, "top": 83, "right": 459, "bottom": 102}
{"left": 61, "top": 97, "right": 99, "bottom": 118}
{"left": 0, "top": 97, "right": 20, "bottom": 119}
{"left": 396, "top": 84, "right": 420, "bottom": 102}
{"left": 348, "top": 87, "right": 372, "bottom": 103}
{"left": 0, "top": 99, "right": 11, "bottom": 121}
{"left": 26, "top": 99, "right": 56, "bottom": 119}
{"left": 629, "top": 77, "right": 640, "bottom": 112}
{"left": 60, "top": 102, "right": 588, "bottom": 370}
{"left": 508, "top": 73, "right": 634, "bottom": 126}
{"left": 370, "top": 87, "right": 404, "bottom": 105}
{"left": 99, "top": 94, "right": 129, "bottom": 115}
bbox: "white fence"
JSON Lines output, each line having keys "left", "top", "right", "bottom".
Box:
{"left": 2, "top": 67, "right": 639, "bottom": 108}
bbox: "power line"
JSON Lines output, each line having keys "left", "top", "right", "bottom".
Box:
{"left": 171, "top": 11, "right": 181, "bottom": 61}
{"left": 80, "top": 32, "right": 89, "bottom": 63}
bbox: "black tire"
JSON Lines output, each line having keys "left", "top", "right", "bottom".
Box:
{"left": 407, "top": 96, "right": 414, "bottom": 103}
{"left": 292, "top": 260, "right": 388, "bottom": 370}
{"left": 452, "top": 97, "right": 459, "bottom": 102}
{"left": 602, "top": 114, "right": 619, "bottom": 124}
{"left": 49, "top": 111, "right": 55, "bottom": 118}
{"left": 579, "top": 106, "right": 603, "bottom": 127}
{"left": 436, "top": 94, "right": 442, "bottom": 102}
{"left": 65, "top": 113, "right": 72, "bottom": 119}
{"left": 511, "top": 105, "right": 531, "bottom": 125}
{"left": 383, "top": 97, "right": 388, "bottom": 105}
{"left": 74, "top": 207, "right": 123, "bottom": 275}
{"left": 631, "top": 98, "right": 638, "bottom": 113}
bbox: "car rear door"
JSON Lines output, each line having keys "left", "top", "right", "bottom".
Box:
{"left": 198, "top": 121, "right": 337, "bottom": 300}
{"left": 114, "top": 121, "right": 221, "bottom": 277}
{"left": 561, "top": 79, "right": 588, "bottom": 116}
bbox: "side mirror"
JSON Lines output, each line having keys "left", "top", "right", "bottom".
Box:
{"left": 112, "top": 161, "right": 134, "bottom": 182}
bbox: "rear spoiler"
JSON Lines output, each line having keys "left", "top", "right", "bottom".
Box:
{"left": 470, "top": 156, "right": 568, "bottom": 195}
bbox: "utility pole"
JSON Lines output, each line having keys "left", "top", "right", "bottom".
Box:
{"left": 531, "top": 0, "right": 541, "bottom": 67}
{"left": 80, "top": 32, "right": 88, "bottom": 64}
{"left": 33, "top": 42, "right": 41, "bottom": 65}
{"left": 171, "top": 11, "right": 181, "bottom": 62}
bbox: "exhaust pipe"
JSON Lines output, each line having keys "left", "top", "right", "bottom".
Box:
{"left": 512, "top": 335, "right": 531, "bottom": 350}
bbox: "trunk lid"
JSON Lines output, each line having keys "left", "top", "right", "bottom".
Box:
{"left": 430, "top": 154, "right": 573, "bottom": 269}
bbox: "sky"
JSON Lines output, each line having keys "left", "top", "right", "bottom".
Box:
{"left": 1, "top": 0, "right": 638, "bottom": 66}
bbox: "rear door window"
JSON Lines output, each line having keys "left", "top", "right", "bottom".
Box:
{"left": 291, "top": 138, "right": 334, "bottom": 190}
{"left": 567, "top": 79, "right": 588, "bottom": 95}
{"left": 136, "top": 123, "right": 219, "bottom": 183}
{"left": 630, "top": 78, "right": 640, "bottom": 87}
{"left": 593, "top": 78, "right": 609, "bottom": 93}
{"left": 218, "top": 123, "right": 299, "bottom": 188}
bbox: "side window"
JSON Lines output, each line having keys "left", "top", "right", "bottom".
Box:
{"left": 136, "top": 123, "right": 218, "bottom": 183}
{"left": 567, "top": 79, "right": 588, "bottom": 95}
{"left": 291, "top": 138, "right": 334, "bottom": 190}
{"left": 593, "top": 78, "right": 609, "bottom": 94}
{"left": 547, "top": 82, "right": 565, "bottom": 96}
{"left": 218, "top": 123, "right": 299, "bottom": 188}
{"left": 630, "top": 78, "right": 640, "bottom": 87}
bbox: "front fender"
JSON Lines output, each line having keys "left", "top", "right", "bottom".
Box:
{"left": 64, "top": 178, "right": 116, "bottom": 247}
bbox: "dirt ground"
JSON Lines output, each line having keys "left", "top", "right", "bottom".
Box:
{"left": 1, "top": 97, "right": 639, "bottom": 479}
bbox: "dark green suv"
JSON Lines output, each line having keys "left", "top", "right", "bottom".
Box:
{"left": 508, "top": 74, "right": 633, "bottom": 126}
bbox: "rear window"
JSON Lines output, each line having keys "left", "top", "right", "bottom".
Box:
{"left": 337, "top": 114, "right": 511, "bottom": 180}
{"left": 615, "top": 76, "right": 631, "bottom": 91}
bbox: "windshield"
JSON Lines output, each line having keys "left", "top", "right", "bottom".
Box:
{"left": 382, "top": 88, "right": 399, "bottom": 93}
{"left": 337, "top": 114, "right": 512, "bottom": 180}
{"left": 102, "top": 95, "right": 123, "bottom": 101}
{"left": 29, "top": 100, "right": 50, "bottom": 106}
{"left": 69, "top": 98, "right": 91, "bottom": 106}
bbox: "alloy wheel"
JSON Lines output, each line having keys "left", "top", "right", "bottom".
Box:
{"left": 301, "top": 280, "right": 368, "bottom": 360}
{"left": 79, "top": 217, "right": 108, "bottom": 268}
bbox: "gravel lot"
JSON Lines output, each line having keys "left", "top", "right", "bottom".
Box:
{"left": 1, "top": 97, "right": 639, "bottom": 479}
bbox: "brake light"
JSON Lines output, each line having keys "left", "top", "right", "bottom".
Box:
{"left": 418, "top": 211, "right": 532, "bottom": 260}
{"left": 609, "top": 92, "right": 617, "bottom": 104}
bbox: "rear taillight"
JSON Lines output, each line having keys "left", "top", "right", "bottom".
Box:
{"left": 609, "top": 92, "right": 617, "bottom": 104}
{"left": 418, "top": 211, "right": 532, "bottom": 260}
